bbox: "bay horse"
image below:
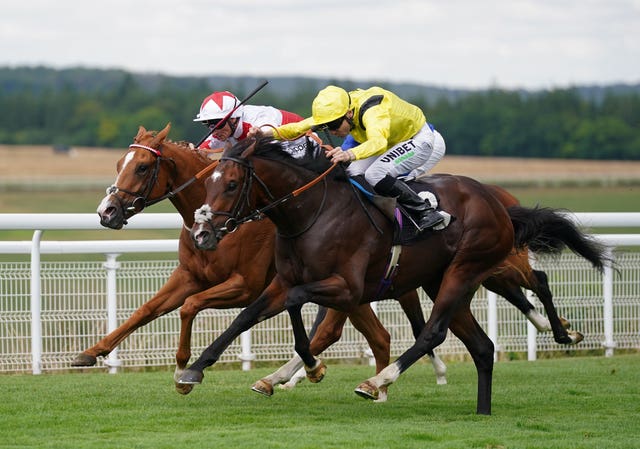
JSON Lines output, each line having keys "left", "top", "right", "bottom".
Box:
{"left": 70, "top": 123, "right": 448, "bottom": 398}
{"left": 180, "top": 137, "right": 606, "bottom": 415}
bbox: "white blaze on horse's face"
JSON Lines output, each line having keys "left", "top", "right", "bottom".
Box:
{"left": 96, "top": 195, "right": 111, "bottom": 214}
{"left": 211, "top": 170, "right": 222, "bottom": 183}
{"left": 114, "top": 151, "right": 136, "bottom": 185}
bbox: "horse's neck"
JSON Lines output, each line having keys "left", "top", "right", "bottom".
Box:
{"left": 256, "top": 158, "right": 367, "bottom": 236}
{"left": 164, "top": 144, "right": 209, "bottom": 227}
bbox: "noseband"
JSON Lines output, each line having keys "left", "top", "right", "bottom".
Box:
{"left": 203, "top": 156, "right": 276, "bottom": 239}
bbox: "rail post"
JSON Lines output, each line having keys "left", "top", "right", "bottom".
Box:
{"left": 103, "top": 253, "right": 122, "bottom": 373}
{"left": 487, "top": 291, "right": 498, "bottom": 361}
{"left": 527, "top": 254, "right": 538, "bottom": 361}
{"left": 239, "top": 330, "right": 255, "bottom": 371}
{"left": 30, "top": 230, "right": 43, "bottom": 375}
{"left": 602, "top": 247, "right": 616, "bottom": 357}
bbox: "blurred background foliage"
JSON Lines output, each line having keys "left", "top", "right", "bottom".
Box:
{"left": 1, "top": 66, "right": 638, "bottom": 159}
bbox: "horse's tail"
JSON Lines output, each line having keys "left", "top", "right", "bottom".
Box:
{"left": 508, "top": 205, "right": 609, "bottom": 272}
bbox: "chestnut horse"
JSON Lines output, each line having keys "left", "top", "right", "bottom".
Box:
{"left": 180, "top": 138, "right": 606, "bottom": 414}
{"left": 71, "top": 123, "right": 448, "bottom": 398}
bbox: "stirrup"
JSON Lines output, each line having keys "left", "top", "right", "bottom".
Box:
{"left": 417, "top": 210, "right": 445, "bottom": 230}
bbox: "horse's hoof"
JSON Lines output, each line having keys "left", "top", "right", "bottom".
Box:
{"left": 436, "top": 375, "right": 448, "bottom": 386}
{"left": 568, "top": 330, "right": 584, "bottom": 345}
{"left": 305, "top": 361, "right": 326, "bottom": 383}
{"left": 556, "top": 329, "right": 584, "bottom": 345}
{"left": 354, "top": 380, "right": 379, "bottom": 401}
{"left": 251, "top": 379, "right": 274, "bottom": 397}
{"left": 559, "top": 317, "right": 571, "bottom": 329}
{"left": 178, "top": 369, "right": 204, "bottom": 385}
{"left": 374, "top": 386, "right": 388, "bottom": 403}
{"left": 175, "top": 382, "right": 194, "bottom": 395}
{"left": 71, "top": 353, "right": 97, "bottom": 367}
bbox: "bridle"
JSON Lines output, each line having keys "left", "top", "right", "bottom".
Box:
{"left": 106, "top": 143, "right": 218, "bottom": 222}
{"left": 200, "top": 154, "right": 338, "bottom": 240}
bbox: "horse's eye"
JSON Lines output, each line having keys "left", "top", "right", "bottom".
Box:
{"left": 136, "top": 164, "right": 149, "bottom": 175}
{"left": 227, "top": 181, "right": 238, "bottom": 191}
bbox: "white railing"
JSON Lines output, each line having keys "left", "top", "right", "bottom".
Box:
{"left": 1, "top": 212, "right": 639, "bottom": 375}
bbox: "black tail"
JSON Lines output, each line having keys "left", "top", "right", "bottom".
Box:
{"left": 508, "top": 205, "right": 609, "bottom": 272}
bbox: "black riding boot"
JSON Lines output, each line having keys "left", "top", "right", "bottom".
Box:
{"left": 374, "top": 175, "right": 444, "bottom": 231}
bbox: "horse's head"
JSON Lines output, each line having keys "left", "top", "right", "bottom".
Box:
{"left": 191, "top": 136, "right": 337, "bottom": 250}
{"left": 190, "top": 138, "right": 262, "bottom": 250}
{"left": 97, "top": 123, "right": 176, "bottom": 229}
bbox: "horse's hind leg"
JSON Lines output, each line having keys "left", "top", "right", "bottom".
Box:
{"left": 447, "top": 306, "right": 494, "bottom": 415}
{"left": 529, "top": 269, "right": 582, "bottom": 344}
{"left": 396, "top": 290, "right": 447, "bottom": 384}
{"left": 355, "top": 262, "right": 496, "bottom": 414}
{"left": 486, "top": 255, "right": 580, "bottom": 345}
{"left": 354, "top": 278, "right": 470, "bottom": 404}
{"left": 346, "top": 305, "right": 392, "bottom": 401}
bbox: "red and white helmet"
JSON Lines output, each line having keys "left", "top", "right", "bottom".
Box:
{"left": 193, "top": 91, "right": 242, "bottom": 122}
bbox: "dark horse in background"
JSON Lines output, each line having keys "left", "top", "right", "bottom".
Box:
{"left": 180, "top": 137, "right": 606, "bottom": 415}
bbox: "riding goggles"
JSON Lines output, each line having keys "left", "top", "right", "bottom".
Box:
{"left": 203, "top": 118, "right": 227, "bottom": 130}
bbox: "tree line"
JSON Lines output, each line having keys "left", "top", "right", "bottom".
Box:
{"left": 1, "top": 67, "right": 638, "bottom": 160}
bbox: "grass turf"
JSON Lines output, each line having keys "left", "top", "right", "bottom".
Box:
{"left": 1, "top": 354, "right": 639, "bottom": 449}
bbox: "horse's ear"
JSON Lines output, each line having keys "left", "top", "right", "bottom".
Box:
{"left": 240, "top": 141, "right": 257, "bottom": 159}
{"left": 134, "top": 126, "right": 147, "bottom": 142}
{"left": 151, "top": 122, "right": 172, "bottom": 147}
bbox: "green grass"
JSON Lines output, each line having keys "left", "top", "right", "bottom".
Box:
{"left": 0, "top": 355, "right": 639, "bottom": 449}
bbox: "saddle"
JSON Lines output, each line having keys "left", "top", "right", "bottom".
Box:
{"left": 348, "top": 175, "right": 453, "bottom": 245}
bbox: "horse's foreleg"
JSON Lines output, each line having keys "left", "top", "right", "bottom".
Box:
{"left": 72, "top": 267, "right": 199, "bottom": 367}
{"left": 284, "top": 276, "right": 357, "bottom": 383}
{"left": 175, "top": 272, "right": 252, "bottom": 395}
{"left": 287, "top": 304, "right": 326, "bottom": 382}
{"left": 177, "top": 276, "right": 288, "bottom": 390}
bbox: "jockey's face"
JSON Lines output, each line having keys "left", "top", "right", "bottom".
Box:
{"left": 210, "top": 118, "right": 236, "bottom": 141}
{"left": 327, "top": 110, "right": 352, "bottom": 138}
{"left": 329, "top": 118, "right": 350, "bottom": 138}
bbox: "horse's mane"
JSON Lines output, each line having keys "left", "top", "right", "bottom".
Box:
{"left": 224, "top": 137, "right": 345, "bottom": 180}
